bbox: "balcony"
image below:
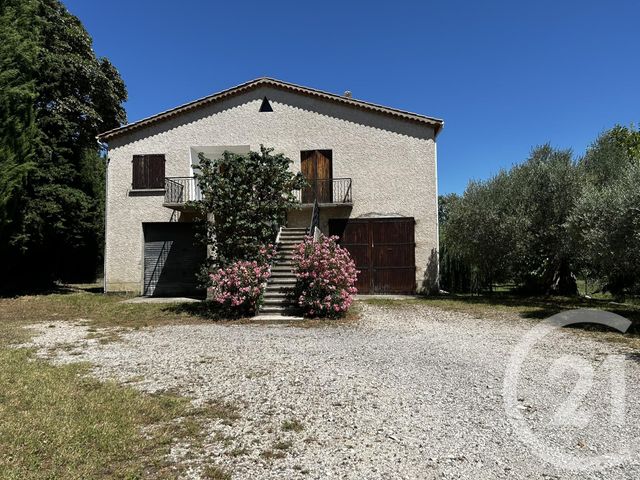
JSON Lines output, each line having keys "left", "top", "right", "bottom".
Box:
{"left": 163, "top": 176, "right": 353, "bottom": 210}
{"left": 163, "top": 177, "right": 202, "bottom": 210}
{"left": 296, "top": 178, "right": 353, "bottom": 206}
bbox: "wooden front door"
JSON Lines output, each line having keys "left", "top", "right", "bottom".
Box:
{"left": 329, "top": 218, "right": 416, "bottom": 294}
{"left": 301, "top": 150, "right": 332, "bottom": 203}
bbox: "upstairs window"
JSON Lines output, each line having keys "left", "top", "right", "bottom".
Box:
{"left": 132, "top": 154, "right": 165, "bottom": 189}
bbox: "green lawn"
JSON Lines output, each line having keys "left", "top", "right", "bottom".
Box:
{"left": 0, "top": 288, "right": 233, "bottom": 479}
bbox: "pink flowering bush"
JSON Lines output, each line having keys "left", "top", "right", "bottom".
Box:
{"left": 291, "top": 235, "right": 358, "bottom": 318}
{"left": 208, "top": 245, "right": 276, "bottom": 315}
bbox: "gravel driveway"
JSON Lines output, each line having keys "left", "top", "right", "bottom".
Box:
{"left": 28, "top": 303, "right": 640, "bottom": 479}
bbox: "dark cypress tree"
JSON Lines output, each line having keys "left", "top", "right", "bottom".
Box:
{"left": 0, "top": 0, "right": 127, "bottom": 290}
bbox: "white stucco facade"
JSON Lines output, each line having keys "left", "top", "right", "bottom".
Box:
{"left": 103, "top": 83, "right": 441, "bottom": 293}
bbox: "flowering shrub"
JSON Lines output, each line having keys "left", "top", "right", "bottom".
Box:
{"left": 208, "top": 245, "right": 276, "bottom": 315}
{"left": 292, "top": 235, "right": 358, "bottom": 318}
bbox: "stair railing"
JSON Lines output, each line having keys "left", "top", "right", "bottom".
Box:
{"left": 309, "top": 198, "right": 320, "bottom": 241}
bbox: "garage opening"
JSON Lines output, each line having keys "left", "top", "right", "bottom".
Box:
{"left": 329, "top": 217, "right": 416, "bottom": 294}
{"left": 143, "top": 223, "right": 205, "bottom": 297}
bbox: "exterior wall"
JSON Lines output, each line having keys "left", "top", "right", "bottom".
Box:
{"left": 105, "top": 86, "right": 439, "bottom": 293}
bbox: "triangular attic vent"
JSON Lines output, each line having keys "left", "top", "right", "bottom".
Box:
{"left": 259, "top": 96, "right": 273, "bottom": 112}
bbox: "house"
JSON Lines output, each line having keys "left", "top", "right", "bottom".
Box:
{"left": 97, "top": 78, "right": 443, "bottom": 297}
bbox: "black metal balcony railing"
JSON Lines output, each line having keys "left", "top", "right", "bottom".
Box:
{"left": 164, "top": 177, "right": 352, "bottom": 207}
{"left": 164, "top": 177, "right": 202, "bottom": 205}
{"left": 297, "top": 178, "right": 352, "bottom": 205}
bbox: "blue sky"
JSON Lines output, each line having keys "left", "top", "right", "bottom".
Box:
{"left": 63, "top": 0, "right": 639, "bottom": 194}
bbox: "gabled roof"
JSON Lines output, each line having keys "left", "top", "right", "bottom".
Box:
{"left": 97, "top": 77, "right": 444, "bottom": 141}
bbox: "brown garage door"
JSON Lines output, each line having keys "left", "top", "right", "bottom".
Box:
{"left": 329, "top": 218, "right": 416, "bottom": 294}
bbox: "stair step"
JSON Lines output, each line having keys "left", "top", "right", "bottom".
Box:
{"left": 265, "top": 285, "right": 294, "bottom": 293}
{"left": 263, "top": 292, "right": 288, "bottom": 299}
{"left": 269, "top": 279, "right": 296, "bottom": 285}
{"left": 270, "top": 269, "right": 295, "bottom": 275}
{"left": 265, "top": 281, "right": 295, "bottom": 287}
{"left": 263, "top": 298, "right": 292, "bottom": 306}
{"left": 260, "top": 306, "right": 291, "bottom": 314}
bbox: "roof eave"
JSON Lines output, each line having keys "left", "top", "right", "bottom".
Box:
{"left": 97, "top": 77, "right": 444, "bottom": 142}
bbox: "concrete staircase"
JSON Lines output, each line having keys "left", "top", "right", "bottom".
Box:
{"left": 259, "top": 227, "right": 306, "bottom": 316}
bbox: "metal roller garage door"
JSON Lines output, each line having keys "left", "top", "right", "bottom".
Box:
{"left": 329, "top": 218, "right": 416, "bottom": 294}
{"left": 143, "top": 223, "right": 205, "bottom": 297}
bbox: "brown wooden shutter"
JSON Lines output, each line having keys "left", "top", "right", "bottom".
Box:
{"left": 132, "top": 155, "right": 146, "bottom": 189}
{"left": 147, "top": 154, "right": 165, "bottom": 189}
{"left": 132, "top": 154, "right": 165, "bottom": 189}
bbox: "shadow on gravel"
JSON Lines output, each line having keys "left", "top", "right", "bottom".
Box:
{"left": 163, "top": 301, "right": 231, "bottom": 321}
{"left": 626, "top": 352, "right": 640, "bottom": 365}
{"left": 165, "top": 301, "right": 362, "bottom": 327}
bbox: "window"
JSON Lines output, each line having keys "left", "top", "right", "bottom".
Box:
{"left": 132, "top": 154, "right": 165, "bottom": 189}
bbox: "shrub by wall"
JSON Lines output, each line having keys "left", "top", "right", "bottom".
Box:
{"left": 208, "top": 245, "right": 276, "bottom": 316}
{"left": 292, "top": 236, "right": 358, "bottom": 318}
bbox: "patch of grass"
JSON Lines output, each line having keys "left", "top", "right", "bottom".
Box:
{"left": 273, "top": 439, "right": 293, "bottom": 450}
{"left": 281, "top": 418, "right": 304, "bottom": 432}
{"left": 361, "top": 293, "right": 640, "bottom": 336}
{"left": 227, "top": 446, "right": 249, "bottom": 457}
{"left": 212, "top": 432, "right": 233, "bottom": 447}
{"left": 86, "top": 329, "right": 125, "bottom": 345}
{"left": 293, "top": 464, "right": 310, "bottom": 474}
{"left": 191, "top": 399, "right": 240, "bottom": 426}
{"left": 0, "top": 290, "right": 237, "bottom": 353}
{"left": 289, "top": 302, "right": 363, "bottom": 328}
{"left": 260, "top": 449, "right": 286, "bottom": 460}
{"left": 202, "top": 465, "right": 232, "bottom": 480}
{"left": 0, "top": 348, "right": 191, "bottom": 479}
{"left": 0, "top": 292, "right": 215, "bottom": 346}
{"left": 260, "top": 439, "right": 293, "bottom": 461}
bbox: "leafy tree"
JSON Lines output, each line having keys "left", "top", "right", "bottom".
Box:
{"left": 508, "top": 145, "right": 579, "bottom": 295}
{"left": 579, "top": 124, "right": 640, "bottom": 186}
{"left": 0, "top": 0, "right": 126, "bottom": 289}
{"left": 442, "top": 172, "right": 520, "bottom": 291}
{"left": 570, "top": 164, "right": 640, "bottom": 297}
{"left": 0, "top": 0, "right": 41, "bottom": 283}
{"left": 570, "top": 125, "right": 640, "bottom": 296}
{"left": 194, "top": 146, "right": 306, "bottom": 272}
{"left": 440, "top": 145, "right": 579, "bottom": 295}
{"left": 438, "top": 194, "right": 474, "bottom": 292}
